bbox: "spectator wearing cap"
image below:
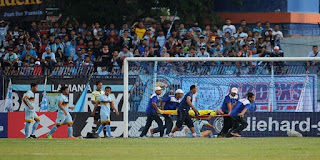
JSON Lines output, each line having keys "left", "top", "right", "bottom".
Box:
{"left": 137, "top": 38, "right": 148, "bottom": 56}
{"left": 269, "top": 46, "right": 283, "bottom": 58}
{"left": 21, "top": 43, "right": 37, "bottom": 63}
{"left": 269, "top": 46, "right": 284, "bottom": 73}
{"left": 51, "top": 37, "right": 64, "bottom": 53}
{"left": 2, "top": 47, "right": 19, "bottom": 70}
{"left": 120, "top": 29, "right": 133, "bottom": 49}
{"left": 223, "top": 18, "right": 236, "bottom": 36}
{"left": 195, "top": 35, "right": 207, "bottom": 52}
{"left": 143, "top": 29, "right": 152, "bottom": 47}
{"left": 252, "top": 21, "right": 264, "bottom": 34}
{"left": 197, "top": 47, "right": 210, "bottom": 57}
{"left": 87, "top": 48, "right": 96, "bottom": 62}
{"left": 41, "top": 47, "right": 56, "bottom": 72}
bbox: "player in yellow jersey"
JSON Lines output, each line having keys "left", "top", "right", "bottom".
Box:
{"left": 90, "top": 81, "right": 106, "bottom": 136}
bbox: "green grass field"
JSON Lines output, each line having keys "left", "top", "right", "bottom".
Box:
{"left": 0, "top": 138, "right": 319, "bottom": 160}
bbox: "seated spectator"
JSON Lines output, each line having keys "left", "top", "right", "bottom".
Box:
{"left": 105, "top": 23, "right": 119, "bottom": 35}
{"left": 147, "top": 47, "right": 160, "bottom": 57}
{"left": 252, "top": 21, "right": 264, "bottom": 34}
{"left": 156, "top": 30, "right": 166, "bottom": 47}
{"left": 225, "top": 36, "right": 239, "bottom": 55}
{"left": 65, "top": 39, "right": 76, "bottom": 59}
{"left": 212, "top": 44, "right": 224, "bottom": 57}
{"left": 55, "top": 47, "right": 64, "bottom": 62}
{"left": 92, "top": 22, "right": 103, "bottom": 37}
{"left": 264, "top": 21, "right": 273, "bottom": 36}
{"left": 21, "top": 43, "right": 37, "bottom": 63}
{"left": 197, "top": 47, "right": 210, "bottom": 57}
{"left": 186, "top": 48, "right": 196, "bottom": 57}
{"left": 118, "top": 45, "right": 133, "bottom": 61}
{"left": 233, "top": 27, "right": 248, "bottom": 39}
{"left": 222, "top": 18, "right": 236, "bottom": 36}
{"left": 238, "top": 45, "right": 252, "bottom": 57}
{"left": 137, "top": 39, "right": 147, "bottom": 56}
{"left": 143, "top": 29, "right": 153, "bottom": 46}
{"left": 2, "top": 47, "right": 19, "bottom": 71}
{"left": 82, "top": 56, "right": 93, "bottom": 66}
{"left": 97, "top": 66, "right": 109, "bottom": 76}
{"left": 41, "top": 47, "right": 56, "bottom": 72}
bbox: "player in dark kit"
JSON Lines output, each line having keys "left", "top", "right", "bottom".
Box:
{"left": 139, "top": 87, "right": 164, "bottom": 138}
{"left": 229, "top": 92, "right": 255, "bottom": 137}
{"left": 169, "top": 85, "right": 200, "bottom": 138}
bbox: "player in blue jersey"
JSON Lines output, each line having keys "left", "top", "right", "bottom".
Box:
{"left": 94, "top": 86, "right": 119, "bottom": 138}
{"left": 169, "top": 85, "right": 200, "bottom": 138}
{"left": 140, "top": 87, "right": 164, "bottom": 138}
{"left": 150, "top": 89, "right": 184, "bottom": 137}
{"left": 218, "top": 87, "right": 239, "bottom": 137}
{"left": 47, "top": 86, "right": 77, "bottom": 139}
{"left": 229, "top": 92, "right": 255, "bottom": 137}
{"left": 23, "top": 83, "right": 40, "bottom": 138}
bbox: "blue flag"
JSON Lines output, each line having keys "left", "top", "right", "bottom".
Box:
{"left": 4, "top": 79, "right": 13, "bottom": 112}
{"left": 40, "top": 90, "right": 48, "bottom": 112}
{"left": 74, "top": 81, "right": 90, "bottom": 112}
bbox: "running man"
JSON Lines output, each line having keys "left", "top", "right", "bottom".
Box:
{"left": 150, "top": 89, "right": 184, "bottom": 137}
{"left": 140, "top": 87, "right": 164, "bottom": 138}
{"left": 23, "top": 83, "right": 40, "bottom": 138}
{"left": 47, "top": 86, "right": 77, "bottom": 139}
{"left": 169, "top": 85, "right": 199, "bottom": 138}
{"left": 219, "top": 87, "right": 239, "bottom": 137}
{"left": 93, "top": 86, "right": 119, "bottom": 138}
{"left": 229, "top": 92, "right": 255, "bottom": 137}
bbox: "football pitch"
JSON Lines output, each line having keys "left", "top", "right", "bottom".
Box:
{"left": 0, "top": 137, "right": 319, "bottom": 160}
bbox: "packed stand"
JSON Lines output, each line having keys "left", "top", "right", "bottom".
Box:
{"left": 0, "top": 17, "right": 286, "bottom": 76}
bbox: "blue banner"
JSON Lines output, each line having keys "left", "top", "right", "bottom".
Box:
{"left": 0, "top": 113, "right": 8, "bottom": 138}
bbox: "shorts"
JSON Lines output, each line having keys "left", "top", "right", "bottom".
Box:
{"left": 100, "top": 114, "right": 110, "bottom": 123}
{"left": 176, "top": 109, "right": 194, "bottom": 128}
{"left": 25, "top": 110, "right": 39, "bottom": 122}
{"left": 56, "top": 112, "right": 73, "bottom": 125}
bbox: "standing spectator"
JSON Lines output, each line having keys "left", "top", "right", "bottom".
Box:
{"left": 233, "top": 27, "right": 248, "bottom": 39}
{"left": 55, "top": 48, "right": 64, "bottom": 62}
{"left": 65, "top": 39, "right": 76, "bottom": 59}
{"left": 252, "top": 21, "right": 264, "bottom": 35}
{"left": 92, "top": 22, "right": 103, "bottom": 37}
{"left": 222, "top": 18, "right": 236, "bottom": 36}
{"left": 147, "top": 47, "right": 160, "bottom": 57}
{"left": 133, "top": 22, "right": 146, "bottom": 40}
{"left": 143, "top": 29, "right": 153, "bottom": 47}
{"left": 307, "top": 46, "right": 320, "bottom": 68}
{"left": 240, "top": 20, "right": 250, "bottom": 33}
{"left": 272, "top": 24, "right": 283, "bottom": 49}
{"left": 264, "top": 21, "right": 273, "bottom": 36}
{"left": 119, "top": 24, "right": 130, "bottom": 37}
{"left": 51, "top": 37, "right": 64, "bottom": 53}
{"left": 137, "top": 39, "right": 147, "bottom": 56}
{"left": 28, "top": 22, "right": 38, "bottom": 38}
{"left": 148, "top": 22, "right": 157, "bottom": 37}
{"left": 0, "top": 20, "right": 9, "bottom": 45}
{"left": 238, "top": 45, "right": 252, "bottom": 57}
{"left": 120, "top": 29, "right": 133, "bottom": 49}
{"left": 156, "top": 30, "right": 166, "bottom": 47}
{"left": 178, "top": 23, "right": 187, "bottom": 38}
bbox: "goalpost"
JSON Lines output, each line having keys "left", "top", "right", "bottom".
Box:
{"left": 123, "top": 57, "right": 320, "bottom": 138}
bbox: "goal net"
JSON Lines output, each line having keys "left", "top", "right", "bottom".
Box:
{"left": 123, "top": 57, "right": 320, "bottom": 138}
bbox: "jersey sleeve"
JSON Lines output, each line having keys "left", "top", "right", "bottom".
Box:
{"left": 225, "top": 96, "right": 231, "bottom": 103}
{"left": 244, "top": 104, "right": 251, "bottom": 109}
{"left": 58, "top": 96, "right": 64, "bottom": 103}
{"left": 151, "top": 96, "right": 158, "bottom": 103}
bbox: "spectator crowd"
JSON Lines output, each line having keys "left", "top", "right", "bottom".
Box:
{"left": 0, "top": 17, "right": 285, "bottom": 76}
